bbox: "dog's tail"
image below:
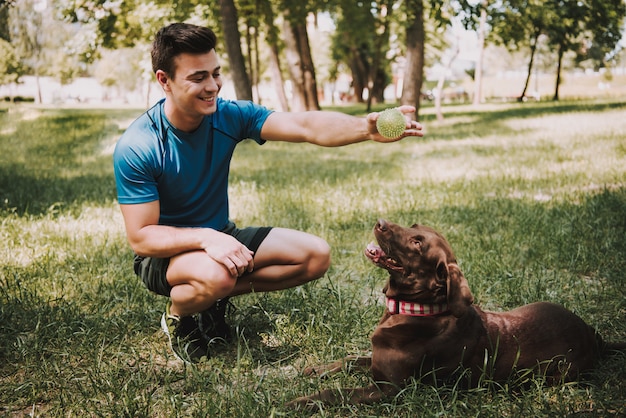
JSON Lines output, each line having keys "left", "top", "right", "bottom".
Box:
{"left": 599, "top": 332, "right": 626, "bottom": 355}
{"left": 594, "top": 331, "right": 626, "bottom": 356}
{"left": 602, "top": 341, "right": 626, "bottom": 353}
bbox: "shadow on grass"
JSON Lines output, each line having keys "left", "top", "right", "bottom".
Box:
{"left": 0, "top": 110, "right": 126, "bottom": 217}
{"left": 0, "top": 165, "right": 117, "bottom": 216}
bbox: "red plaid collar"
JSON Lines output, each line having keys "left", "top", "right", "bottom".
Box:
{"left": 386, "top": 297, "right": 449, "bottom": 317}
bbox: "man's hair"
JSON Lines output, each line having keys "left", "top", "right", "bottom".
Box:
{"left": 151, "top": 23, "right": 217, "bottom": 76}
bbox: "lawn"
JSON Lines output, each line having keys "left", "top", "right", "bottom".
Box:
{"left": 0, "top": 99, "right": 625, "bottom": 417}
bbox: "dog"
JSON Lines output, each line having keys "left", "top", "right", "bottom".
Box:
{"left": 288, "top": 219, "right": 626, "bottom": 408}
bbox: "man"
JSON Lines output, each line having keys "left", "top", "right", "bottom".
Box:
{"left": 113, "top": 22, "right": 423, "bottom": 363}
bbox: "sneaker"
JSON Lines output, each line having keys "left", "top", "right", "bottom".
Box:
{"left": 197, "top": 297, "right": 234, "bottom": 343}
{"left": 161, "top": 301, "right": 209, "bottom": 363}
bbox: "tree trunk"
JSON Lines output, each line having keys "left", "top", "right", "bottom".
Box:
{"left": 261, "top": 0, "right": 289, "bottom": 111}
{"left": 349, "top": 47, "right": 368, "bottom": 102}
{"left": 473, "top": 0, "right": 488, "bottom": 106}
{"left": 244, "top": 24, "right": 256, "bottom": 101}
{"left": 146, "top": 79, "right": 151, "bottom": 109}
{"left": 435, "top": 42, "right": 460, "bottom": 121}
{"left": 519, "top": 27, "right": 541, "bottom": 101}
{"left": 282, "top": 18, "right": 307, "bottom": 111}
{"left": 283, "top": 18, "right": 320, "bottom": 111}
{"left": 366, "top": 2, "right": 392, "bottom": 111}
{"left": 553, "top": 43, "right": 564, "bottom": 101}
{"left": 35, "top": 73, "right": 42, "bottom": 104}
{"left": 295, "top": 21, "right": 320, "bottom": 110}
{"left": 218, "top": 0, "right": 253, "bottom": 101}
{"left": 268, "top": 44, "right": 289, "bottom": 111}
{"left": 370, "top": 68, "right": 386, "bottom": 105}
{"left": 401, "top": 0, "right": 425, "bottom": 120}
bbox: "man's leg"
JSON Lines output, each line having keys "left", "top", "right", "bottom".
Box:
{"left": 166, "top": 227, "right": 331, "bottom": 313}
{"left": 162, "top": 227, "right": 330, "bottom": 361}
{"left": 231, "top": 227, "right": 331, "bottom": 294}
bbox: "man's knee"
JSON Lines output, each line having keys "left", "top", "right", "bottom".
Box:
{"left": 169, "top": 253, "right": 236, "bottom": 300}
{"left": 198, "top": 270, "right": 236, "bottom": 299}
{"left": 307, "top": 237, "right": 331, "bottom": 279}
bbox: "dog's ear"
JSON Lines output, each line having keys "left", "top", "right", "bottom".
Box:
{"left": 446, "top": 263, "right": 474, "bottom": 317}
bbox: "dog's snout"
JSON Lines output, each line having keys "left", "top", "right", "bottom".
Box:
{"left": 376, "top": 219, "right": 388, "bottom": 232}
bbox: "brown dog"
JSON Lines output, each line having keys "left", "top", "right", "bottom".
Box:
{"left": 288, "top": 219, "right": 626, "bottom": 408}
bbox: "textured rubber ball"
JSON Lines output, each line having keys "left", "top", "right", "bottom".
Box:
{"left": 376, "top": 108, "right": 406, "bottom": 139}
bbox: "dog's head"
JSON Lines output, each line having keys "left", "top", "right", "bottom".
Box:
{"left": 364, "top": 219, "right": 473, "bottom": 317}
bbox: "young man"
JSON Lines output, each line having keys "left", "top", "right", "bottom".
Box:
{"left": 113, "top": 22, "right": 423, "bottom": 363}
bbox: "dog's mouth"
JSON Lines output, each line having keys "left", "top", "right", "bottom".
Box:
{"left": 365, "top": 242, "right": 404, "bottom": 272}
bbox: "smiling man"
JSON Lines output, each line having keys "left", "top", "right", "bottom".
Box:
{"left": 113, "top": 22, "right": 423, "bottom": 364}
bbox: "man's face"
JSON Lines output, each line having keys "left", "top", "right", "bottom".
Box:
{"left": 159, "top": 49, "right": 223, "bottom": 126}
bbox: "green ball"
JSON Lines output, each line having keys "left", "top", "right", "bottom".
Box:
{"left": 376, "top": 108, "right": 406, "bottom": 139}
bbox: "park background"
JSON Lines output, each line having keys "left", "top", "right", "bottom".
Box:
{"left": 1, "top": 1, "right": 626, "bottom": 417}
{"left": 2, "top": 1, "right": 626, "bottom": 111}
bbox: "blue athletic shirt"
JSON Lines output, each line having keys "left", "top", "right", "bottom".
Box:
{"left": 113, "top": 97, "right": 273, "bottom": 230}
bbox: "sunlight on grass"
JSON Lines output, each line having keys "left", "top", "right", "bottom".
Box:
{"left": 1, "top": 206, "right": 125, "bottom": 267}
{"left": 377, "top": 108, "right": 626, "bottom": 206}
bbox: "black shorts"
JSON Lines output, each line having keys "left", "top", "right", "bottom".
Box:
{"left": 133, "top": 221, "right": 272, "bottom": 297}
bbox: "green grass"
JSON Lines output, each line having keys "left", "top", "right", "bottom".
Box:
{"left": 1, "top": 99, "right": 625, "bottom": 417}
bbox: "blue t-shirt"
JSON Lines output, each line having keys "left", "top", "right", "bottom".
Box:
{"left": 113, "top": 97, "right": 273, "bottom": 230}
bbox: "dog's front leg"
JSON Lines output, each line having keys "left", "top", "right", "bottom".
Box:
{"left": 286, "top": 382, "right": 396, "bottom": 410}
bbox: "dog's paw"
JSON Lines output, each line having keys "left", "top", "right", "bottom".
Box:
{"left": 303, "top": 362, "right": 343, "bottom": 377}
{"left": 285, "top": 396, "right": 322, "bottom": 411}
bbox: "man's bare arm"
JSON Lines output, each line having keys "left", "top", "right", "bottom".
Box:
{"left": 119, "top": 201, "right": 253, "bottom": 276}
{"left": 260, "top": 105, "right": 423, "bottom": 147}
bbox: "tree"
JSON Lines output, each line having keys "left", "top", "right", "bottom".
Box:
{"left": 281, "top": 1, "right": 320, "bottom": 111}
{"left": 472, "top": 0, "right": 488, "bottom": 105}
{"left": 0, "top": 0, "right": 15, "bottom": 42}
{"left": 0, "top": 38, "right": 21, "bottom": 90}
{"left": 8, "top": 0, "right": 47, "bottom": 103}
{"left": 490, "top": 0, "right": 554, "bottom": 101}
{"left": 578, "top": 0, "right": 626, "bottom": 70}
{"left": 544, "top": 0, "right": 587, "bottom": 100}
{"left": 258, "top": 0, "right": 289, "bottom": 111}
{"left": 94, "top": 48, "right": 144, "bottom": 102}
{"left": 456, "top": 0, "right": 492, "bottom": 105}
{"left": 400, "top": 0, "right": 426, "bottom": 119}
{"left": 541, "top": 0, "right": 624, "bottom": 100}
{"left": 434, "top": 35, "right": 460, "bottom": 121}
{"left": 464, "top": 0, "right": 625, "bottom": 102}
{"left": 329, "top": 0, "right": 377, "bottom": 104}
{"left": 58, "top": 0, "right": 215, "bottom": 105}
{"left": 366, "top": 1, "right": 394, "bottom": 111}
{"left": 219, "top": 0, "right": 253, "bottom": 100}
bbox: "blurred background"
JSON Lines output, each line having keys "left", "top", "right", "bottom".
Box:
{"left": 1, "top": 0, "right": 625, "bottom": 112}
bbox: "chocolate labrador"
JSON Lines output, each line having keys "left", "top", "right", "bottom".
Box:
{"left": 288, "top": 219, "right": 626, "bottom": 408}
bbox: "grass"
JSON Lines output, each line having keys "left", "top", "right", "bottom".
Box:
{"left": 1, "top": 98, "right": 625, "bottom": 417}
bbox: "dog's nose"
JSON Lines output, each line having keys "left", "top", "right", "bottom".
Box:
{"left": 376, "top": 219, "right": 388, "bottom": 231}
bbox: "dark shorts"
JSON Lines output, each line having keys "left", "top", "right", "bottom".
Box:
{"left": 133, "top": 221, "right": 272, "bottom": 297}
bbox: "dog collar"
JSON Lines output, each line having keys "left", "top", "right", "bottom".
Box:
{"left": 385, "top": 297, "right": 449, "bottom": 317}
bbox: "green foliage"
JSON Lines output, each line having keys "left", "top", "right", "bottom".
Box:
{"left": 487, "top": 0, "right": 625, "bottom": 66}
{"left": 0, "top": 1, "right": 12, "bottom": 42}
{"left": 57, "top": 0, "right": 216, "bottom": 53}
{"left": 0, "top": 38, "right": 21, "bottom": 85}
{"left": 0, "top": 99, "right": 625, "bottom": 416}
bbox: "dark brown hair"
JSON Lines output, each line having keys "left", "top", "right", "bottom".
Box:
{"left": 151, "top": 23, "right": 217, "bottom": 76}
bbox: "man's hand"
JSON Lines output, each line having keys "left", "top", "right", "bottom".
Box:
{"left": 200, "top": 231, "right": 254, "bottom": 278}
{"left": 367, "top": 105, "right": 424, "bottom": 143}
